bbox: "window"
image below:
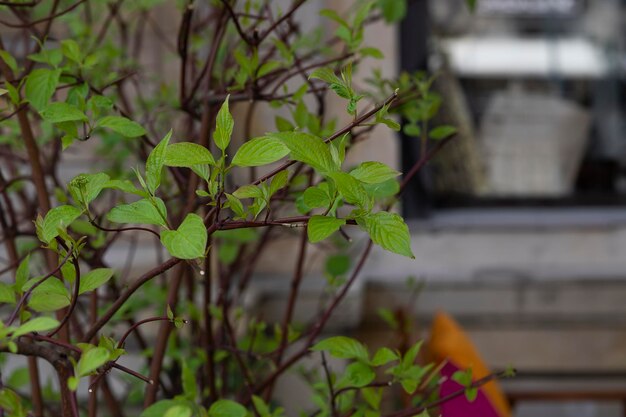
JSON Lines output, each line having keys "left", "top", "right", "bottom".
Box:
{"left": 401, "top": 0, "right": 626, "bottom": 216}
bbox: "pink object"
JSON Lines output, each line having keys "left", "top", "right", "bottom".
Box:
{"left": 439, "top": 362, "right": 503, "bottom": 417}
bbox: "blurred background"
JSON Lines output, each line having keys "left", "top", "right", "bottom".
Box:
{"left": 383, "top": 0, "right": 626, "bottom": 416}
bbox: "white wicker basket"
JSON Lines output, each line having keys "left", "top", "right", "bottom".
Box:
{"left": 479, "top": 90, "right": 591, "bottom": 196}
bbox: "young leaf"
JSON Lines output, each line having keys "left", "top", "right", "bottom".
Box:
{"left": 97, "top": 116, "right": 146, "bottom": 137}
{"left": 103, "top": 179, "right": 145, "bottom": 197}
{"left": 69, "top": 173, "right": 110, "bottom": 206}
{"left": 307, "top": 215, "right": 346, "bottom": 243}
{"left": 106, "top": 198, "right": 168, "bottom": 227}
{"left": 377, "top": 0, "right": 407, "bottom": 22}
{"left": 269, "top": 170, "right": 289, "bottom": 196}
{"left": 233, "top": 185, "right": 263, "bottom": 200}
{"left": 325, "top": 254, "right": 350, "bottom": 276}
{"left": 78, "top": 268, "right": 114, "bottom": 295}
{"left": 24, "top": 69, "right": 61, "bottom": 111}
{"left": 403, "top": 124, "right": 421, "bottom": 137}
{"left": 429, "top": 125, "right": 457, "bottom": 140}
{"left": 12, "top": 317, "right": 60, "bottom": 338}
{"left": 41, "top": 205, "right": 83, "bottom": 243}
{"left": 40, "top": 102, "right": 88, "bottom": 123}
{"left": 270, "top": 132, "right": 338, "bottom": 174}
{"left": 0, "top": 50, "right": 17, "bottom": 72}
{"left": 341, "top": 361, "right": 376, "bottom": 388}
{"left": 208, "top": 399, "right": 247, "bottom": 417}
{"left": 371, "top": 347, "right": 399, "bottom": 366}
{"left": 214, "top": 96, "right": 234, "bottom": 151}
{"left": 350, "top": 161, "right": 401, "bottom": 184}
{"left": 28, "top": 279, "right": 70, "bottom": 312}
{"left": 181, "top": 360, "right": 197, "bottom": 401}
{"left": 225, "top": 194, "right": 245, "bottom": 218}
{"left": 161, "top": 214, "right": 207, "bottom": 259}
{"left": 164, "top": 143, "right": 216, "bottom": 167}
{"left": 146, "top": 130, "right": 172, "bottom": 194}
{"left": 15, "top": 255, "right": 30, "bottom": 291}
{"left": 327, "top": 172, "right": 370, "bottom": 209}
{"left": 76, "top": 347, "right": 109, "bottom": 377}
{"left": 309, "top": 67, "right": 343, "bottom": 85}
{"left": 0, "top": 283, "right": 15, "bottom": 304}
{"left": 303, "top": 185, "right": 332, "bottom": 209}
{"left": 165, "top": 405, "right": 192, "bottom": 417}
{"left": 251, "top": 396, "right": 271, "bottom": 417}
{"left": 231, "top": 136, "right": 289, "bottom": 167}
{"left": 358, "top": 211, "right": 414, "bottom": 258}
{"left": 311, "top": 336, "right": 369, "bottom": 361}
{"left": 61, "top": 39, "right": 82, "bottom": 63}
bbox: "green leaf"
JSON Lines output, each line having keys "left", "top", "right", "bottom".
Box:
{"left": 181, "top": 360, "right": 197, "bottom": 401}
{"left": 69, "top": 173, "right": 110, "bottom": 206}
{"left": 327, "top": 172, "right": 370, "bottom": 209}
{"left": 214, "top": 95, "right": 234, "bottom": 151}
{"left": 311, "top": 336, "right": 369, "bottom": 361}
{"left": 363, "top": 178, "right": 400, "bottom": 200}
{"left": 251, "top": 396, "right": 271, "bottom": 417}
{"left": 429, "top": 125, "right": 457, "bottom": 140}
{"left": 165, "top": 405, "right": 192, "bottom": 417}
{"left": 309, "top": 67, "right": 343, "bottom": 85}
{"left": 28, "top": 279, "right": 70, "bottom": 312}
{"left": 466, "top": 0, "right": 477, "bottom": 12}
{"left": 325, "top": 254, "right": 350, "bottom": 276}
{"left": 231, "top": 136, "right": 289, "bottom": 167}
{"left": 303, "top": 185, "right": 332, "bottom": 209}
{"left": 146, "top": 130, "right": 172, "bottom": 194}
{"left": 269, "top": 170, "right": 289, "bottom": 196}
{"left": 466, "top": 387, "right": 478, "bottom": 402}
{"left": 307, "top": 215, "right": 345, "bottom": 243}
{"left": 164, "top": 143, "right": 215, "bottom": 167}
{"left": 403, "top": 341, "right": 423, "bottom": 367}
{"left": 7, "top": 368, "right": 29, "bottom": 388}
{"left": 103, "top": 179, "right": 144, "bottom": 196}
{"left": 191, "top": 164, "right": 210, "bottom": 181}
{"left": 270, "top": 132, "right": 337, "bottom": 174}
{"left": 78, "top": 268, "right": 114, "bottom": 295}
{"left": 41, "top": 205, "right": 83, "bottom": 243}
{"left": 358, "top": 211, "right": 414, "bottom": 258}
{"left": 362, "top": 387, "right": 383, "bottom": 410}
{"left": 0, "top": 50, "right": 18, "bottom": 72}
{"left": 61, "top": 39, "right": 81, "bottom": 63}
{"left": 0, "top": 283, "right": 15, "bottom": 304}
{"left": 24, "top": 69, "right": 61, "bottom": 111}
{"left": 275, "top": 116, "right": 294, "bottom": 132}
{"left": 12, "top": 317, "right": 60, "bottom": 338}
{"left": 77, "top": 347, "right": 109, "bottom": 377}
{"left": 377, "top": 0, "right": 407, "bottom": 22}
{"left": 371, "top": 347, "right": 399, "bottom": 366}
{"left": 403, "top": 124, "right": 421, "bottom": 137}
{"left": 97, "top": 116, "right": 146, "bottom": 137}
{"left": 233, "top": 185, "right": 263, "bottom": 199}
{"left": 40, "top": 102, "right": 87, "bottom": 123}
{"left": 400, "top": 378, "right": 418, "bottom": 395}
{"left": 360, "top": 47, "right": 384, "bottom": 59}
{"left": 341, "top": 362, "right": 376, "bottom": 388}
{"left": 140, "top": 400, "right": 179, "bottom": 417}
{"left": 208, "top": 399, "right": 247, "bottom": 417}
{"left": 15, "top": 255, "right": 30, "bottom": 291}
{"left": 225, "top": 194, "right": 245, "bottom": 218}
{"left": 161, "top": 214, "right": 207, "bottom": 259}
{"left": 350, "top": 161, "right": 401, "bottom": 184}
{"left": 106, "top": 198, "right": 167, "bottom": 227}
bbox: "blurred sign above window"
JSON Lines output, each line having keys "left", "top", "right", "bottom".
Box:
{"left": 477, "top": 0, "right": 583, "bottom": 17}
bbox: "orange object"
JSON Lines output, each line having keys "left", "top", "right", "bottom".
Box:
{"left": 427, "top": 311, "right": 512, "bottom": 417}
